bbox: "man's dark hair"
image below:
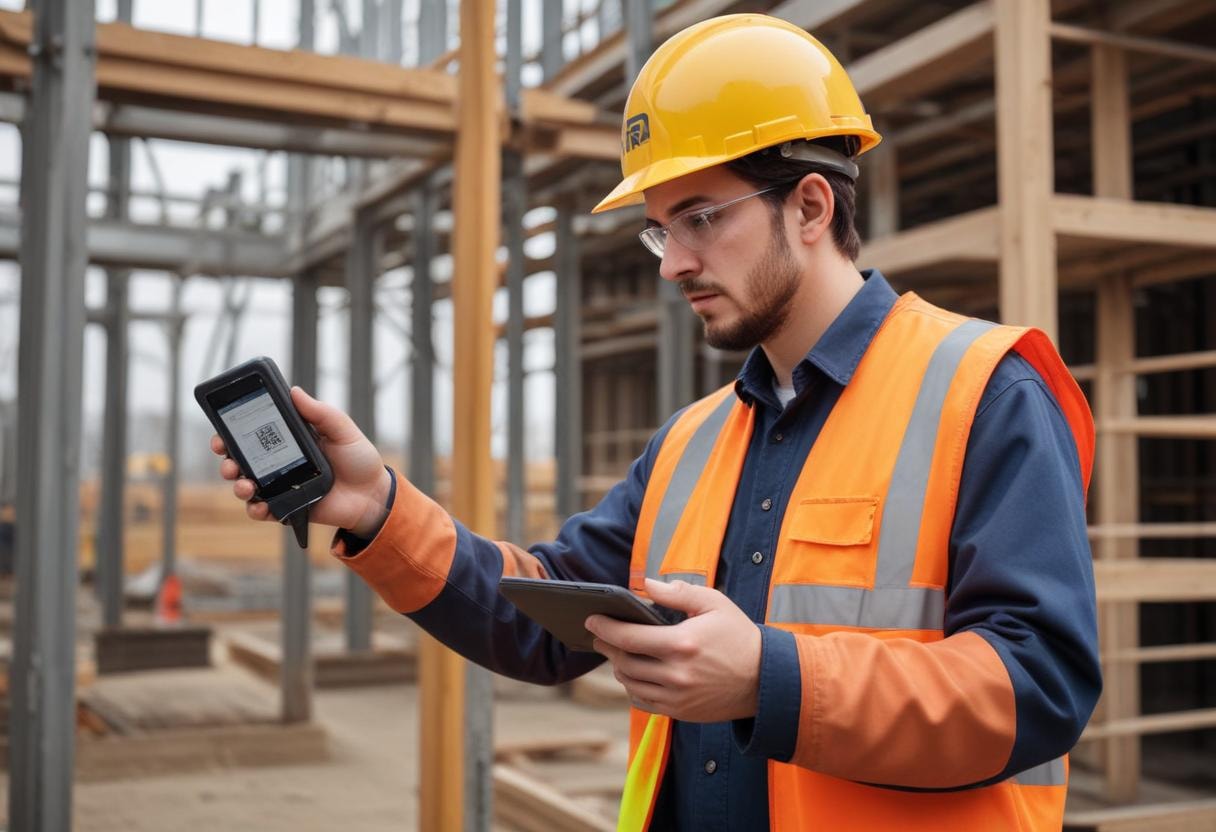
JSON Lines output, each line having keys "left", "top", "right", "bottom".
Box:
{"left": 724, "top": 136, "right": 862, "bottom": 262}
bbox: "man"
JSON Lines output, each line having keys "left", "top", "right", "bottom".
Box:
{"left": 213, "top": 15, "right": 1100, "bottom": 831}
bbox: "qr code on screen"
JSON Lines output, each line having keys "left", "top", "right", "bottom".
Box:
{"left": 255, "top": 423, "right": 285, "bottom": 452}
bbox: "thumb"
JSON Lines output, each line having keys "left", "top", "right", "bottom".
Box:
{"left": 291, "top": 386, "right": 364, "bottom": 444}
{"left": 644, "top": 577, "right": 724, "bottom": 616}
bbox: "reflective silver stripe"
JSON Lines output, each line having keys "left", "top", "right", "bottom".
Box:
{"left": 768, "top": 584, "right": 944, "bottom": 629}
{"left": 1011, "top": 756, "right": 1067, "bottom": 786}
{"left": 645, "top": 393, "right": 737, "bottom": 581}
{"left": 874, "top": 319, "right": 996, "bottom": 586}
{"left": 654, "top": 572, "right": 706, "bottom": 587}
{"left": 769, "top": 318, "right": 994, "bottom": 629}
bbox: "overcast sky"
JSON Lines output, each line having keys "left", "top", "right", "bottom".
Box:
{"left": 0, "top": 0, "right": 610, "bottom": 475}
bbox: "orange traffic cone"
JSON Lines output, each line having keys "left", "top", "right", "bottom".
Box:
{"left": 156, "top": 572, "right": 183, "bottom": 626}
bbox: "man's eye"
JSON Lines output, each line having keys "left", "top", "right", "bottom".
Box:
{"left": 686, "top": 211, "right": 714, "bottom": 232}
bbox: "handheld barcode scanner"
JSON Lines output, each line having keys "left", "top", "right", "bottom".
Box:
{"left": 194, "top": 357, "right": 334, "bottom": 549}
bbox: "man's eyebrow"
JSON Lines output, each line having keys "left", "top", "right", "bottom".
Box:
{"left": 645, "top": 194, "right": 714, "bottom": 227}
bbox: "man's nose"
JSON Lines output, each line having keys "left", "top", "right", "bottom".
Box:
{"left": 658, "top": 235, "right": 700, "bottom": 282}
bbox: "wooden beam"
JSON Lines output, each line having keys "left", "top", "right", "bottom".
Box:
{"left": 0, "top": 10, "right": 611, "bottom": 158}
{"left": 493, "top": 764, "right": 616, "bottom": 832}
{"left": 1099, "top": 417, "right": 1216, "bottom": 439}
{"left": 995, "top": 0, "right": 1057, "bottom": 338}
{"left": 419, "top": 2, "right": 498, "bottom": 830}
{"left": 860, "top": 206, "right": 999, "bottom": 275}
{"left": 866, "top": 117, "right": 898, "bottom": 237}
{"left": 1052, "top": 195, "right": 1216, "bottom": 250}
{"left": 1065, "top": 799, "right": 1216, "bottom": 832}
{"left": 1102, "top": 643, "right": 1216, "bottom": 664}
{"left": 1052, "top": 21, "right": 1216, "bottom": 66}
{"left": 1089, "top": 522, "right": 1216, "bottom": 539}
{"left": 1081, "top": 708, "right": 1216, "bottom": 740}
{"left": 1094, "top": 558, "right": 1216, "bottom": 602}
{"left": 849, "top": 1, "right": 996, "bottom": 105}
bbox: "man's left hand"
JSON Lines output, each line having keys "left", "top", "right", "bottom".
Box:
{"left": 586, "top": 578, "right": 762, "bottom": 722}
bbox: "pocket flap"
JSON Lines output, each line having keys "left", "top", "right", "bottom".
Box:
{"left": 787, "top": 497, "right": 878, "bottom": 546}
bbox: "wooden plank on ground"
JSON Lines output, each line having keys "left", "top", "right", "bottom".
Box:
{"left": 1066, "top": 799, "right": 1216, "bottom": 832}
{"left": 493, "top": 764, "right": 616, "bottom": 832}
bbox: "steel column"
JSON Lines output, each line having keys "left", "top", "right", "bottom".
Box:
{"left": 344, "top": 207, "right": 379, "bottom": 652}
{"left": 160, "top": 278, "right": 184, "bottom": 583}
{"left": 554, "top": 199, "right": 583, "bottom": 518}
{"left": 97, "top": 209, "right": 130, "bottom": 625}
{"left": 96, "top": 0, "right": 132, "bottom": 628}
{"left": 409, "top": 183, "right": 436, "bottom": 495}
{"left": 282, "top": 268, "right": 319, "bottom": 723}
{"left": 541, "top": 0, "right": 563, "bottom": 81}
{"left": 626, "top": 0, "right": 695, "bottom": 417}
{"left": 417, "top": 0, "right": 447, "bottom": 64}
{"left": 504, "top": 0, "right": 526, "bottom": 543}
{"left": 279, "top": 0, "right": 317, "bottom": 726}
{"left": 9, "top": 0, "right": 96, "bottom": 828}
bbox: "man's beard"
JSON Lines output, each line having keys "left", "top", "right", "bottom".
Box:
{"left": 688, "top": 220, "right": 800, "bottom": 352}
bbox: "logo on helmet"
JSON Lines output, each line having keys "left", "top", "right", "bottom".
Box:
{"left": 624, "top": 113, "right": 650, "bottom": 152}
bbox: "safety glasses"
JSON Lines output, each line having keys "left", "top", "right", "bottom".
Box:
{"left": 638, "top": 186, "right": 781, "bottom": 259}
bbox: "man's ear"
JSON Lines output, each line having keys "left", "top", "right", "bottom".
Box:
{"left": 793, "top": 172, "right": 835, "bottom": 247}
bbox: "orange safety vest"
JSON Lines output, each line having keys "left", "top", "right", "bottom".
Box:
{"left": 618, "top": 294, "right": 1094, "bottom": 831}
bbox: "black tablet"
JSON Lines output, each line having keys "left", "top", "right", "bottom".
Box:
{"left": 498, "top": 577, "right": 680, "bottom": 652}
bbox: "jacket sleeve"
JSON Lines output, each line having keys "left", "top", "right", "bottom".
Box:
{"left": 330, "top": 418, "right": 677, "bottom": 686}
{"left": 736, "top": 354, "right": 1102, "bottom": 790}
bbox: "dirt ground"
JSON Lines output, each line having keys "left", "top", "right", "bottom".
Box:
{"left": 1, "top": 644, "right": 629, "bottom": 831}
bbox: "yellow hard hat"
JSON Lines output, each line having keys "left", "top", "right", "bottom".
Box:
{"left": 592, "top": 14, "right": 881, "bottom": 214}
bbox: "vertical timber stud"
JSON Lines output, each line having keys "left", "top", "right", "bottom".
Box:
{"left": 541, "top": 0, "right": 563, "bottom": 82}
{"left": 283, "top": 269, "right": 319, "bottom": 723}
{"left": 1090, "top": 41, "right": 1140, "bottom": 803}
{"left": 554, "top": 198, "right": 583, "bottom": 519}
{"left": 420, "top": 1, "right": 499, "bottom": 830}
{"left": 504, "top": 0, "right": 526, "bottom": 545}
{"left": 345, "top": 208, "right": 379, "bottom": 652}
{"left": 994, "top": 0, "right": 1057, "bottom": 340}
{"left": 867, "top": 117, "right": 898, "bottom": 239}
{"left": 281, "top": 0, "right": 317, "bottom": 726}
{"left": 9, "top": 0, "right": 96, "bottom": 829}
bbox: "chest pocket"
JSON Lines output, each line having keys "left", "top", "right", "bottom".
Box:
{"left": 776, "top": 497, "right": 880, "bottom": 588}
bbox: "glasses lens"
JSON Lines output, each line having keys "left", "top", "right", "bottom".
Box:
{"left": 638, "top": 227, "right": 666, "bottom": 258}
{"left": 669, "top": 210, "right": 721, "bottom": 253}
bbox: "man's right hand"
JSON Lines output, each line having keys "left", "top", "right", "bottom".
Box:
{"left": 211, "top": 387, "right": 393, "bottom": 540}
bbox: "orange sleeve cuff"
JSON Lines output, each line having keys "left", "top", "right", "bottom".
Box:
{"left": 330, "top": 472, "right": 457, "bottom": 613}
{"left": 790, "top": 630, "right": 1015, "bottom": 788}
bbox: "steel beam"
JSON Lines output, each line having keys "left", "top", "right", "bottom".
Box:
{"left": 0, "top": 214, "right": 286, "bottom": 277}
{"left": 344, "top": 207, "right": 379, "bottom": 653}
{"left": 282, "top": 268, "right": 318, "bottom": 724}
{"left": 554, "top": 198, "right": 583, "bottom": 518}
{"left": 9, "top": 1, "right": 96, "bottom": 829}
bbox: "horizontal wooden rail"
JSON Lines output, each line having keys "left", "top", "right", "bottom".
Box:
{"left": 1081, "top": 707, "right": 1216, "bottom": 740}
{"left": 1088, "top": 523, "right": 1216, "bottom": 539}
{"left": 1094, "top": 558, "right": 1216, "bottom": 603}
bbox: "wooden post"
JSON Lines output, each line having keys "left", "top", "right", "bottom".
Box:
{"left": 867, "top": 117, "right": 899, "bottom": 239}
{"left": 994, "top": 0, "right": 1057, "bottom": 339}
{"left": 418, "top": 1, "right": 499, "bottom": 829}
{"left": 1091, "top": 40, "right": 1141, "bottom": 804}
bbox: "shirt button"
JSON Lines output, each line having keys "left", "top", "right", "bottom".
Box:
{"left": 761, "top": 498, "right": 773, "bottom": 511}
{"left": 774, "top": 432, "right": 784, "bottom": 443}
{"left": 704, "top": 759, "right": 718, "bottom": 775}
